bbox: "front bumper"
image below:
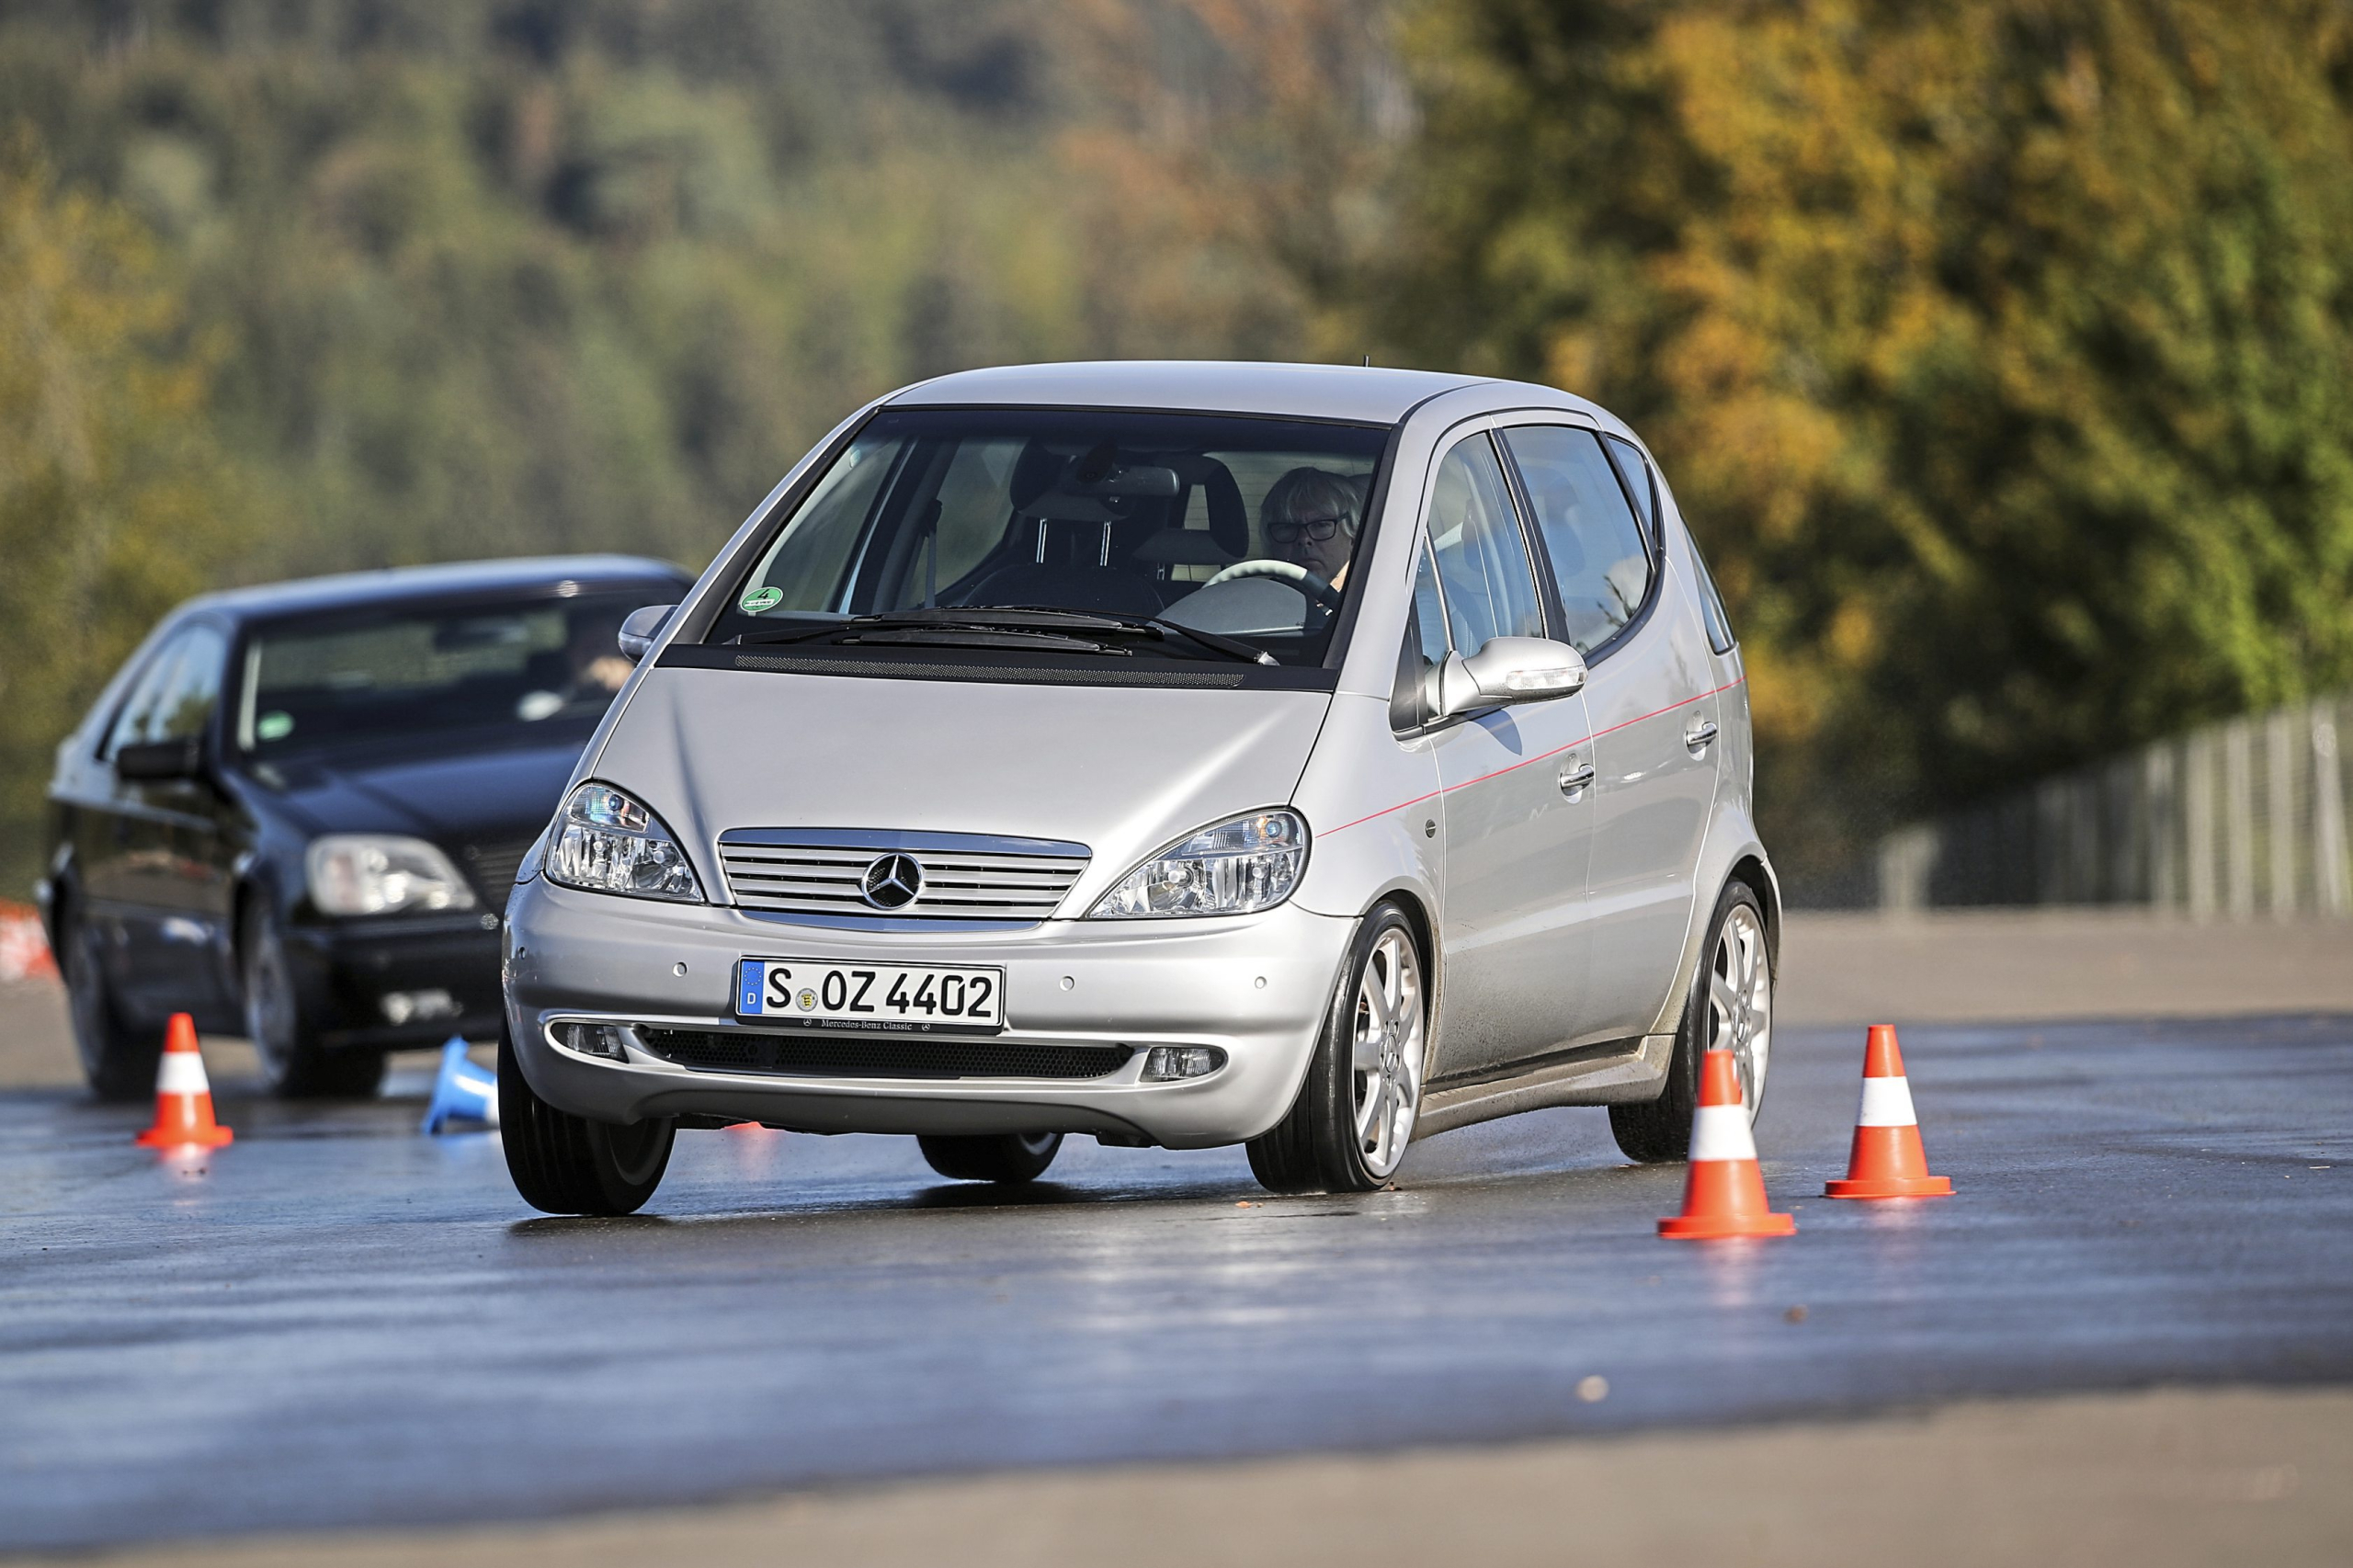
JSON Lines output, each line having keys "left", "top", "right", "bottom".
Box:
{"left": 502, "top": 878, "right": 1352, "bottom": 1148}
{"left": 286, "top": 911, "right": 507, "bottom": 1051}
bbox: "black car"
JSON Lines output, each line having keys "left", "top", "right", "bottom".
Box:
{"left": 38, "top": 556, "right": 693, "bottom": 1098}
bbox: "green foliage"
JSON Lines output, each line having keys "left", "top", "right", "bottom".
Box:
{"left": 0, "top": 149, "right": 244, "bottom": 892}
{"left": 0, "top": 1, "right": 1308, "bottom": 890}
{"left": 1376, "top": 0, "right": 2353, "bottom": 885}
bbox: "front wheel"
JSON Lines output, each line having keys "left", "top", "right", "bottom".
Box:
{"left": 242, "top": 900, "right": 384, "bottom": 1099}
{"left": 917, "top": 1132, "right": 1063, "bottom": 1183}
{"left": 1609, "top": 881, "right": 1773, "bottom": 1164}
{"left": 498, "top": 1025, "right": 674, "bottom": 1216}
{"left": 1248, "top": 903, "right": 1428, "bottom": 1194}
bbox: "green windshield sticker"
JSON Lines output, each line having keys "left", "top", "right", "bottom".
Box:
{"left": 739, "top": 585, "right": 783, "bottom": 614}
{"left": 256, "top": 711, "right": 294, "bottom": 742}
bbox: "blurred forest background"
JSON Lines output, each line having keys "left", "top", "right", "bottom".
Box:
{"left": 5, "top": 0, "right": 2353, "bottom": 902}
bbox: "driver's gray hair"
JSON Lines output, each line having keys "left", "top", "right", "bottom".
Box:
{"left": 1261, "top": 467, "right": 1369, "bottom": 537}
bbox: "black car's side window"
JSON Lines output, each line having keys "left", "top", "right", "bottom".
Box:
{"left": 102, "top": 626, "right": 227, "bottom": 761}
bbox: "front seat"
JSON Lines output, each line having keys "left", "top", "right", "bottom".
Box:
{"left": 963, "top": 560, "right": 1168, "bottom": 617}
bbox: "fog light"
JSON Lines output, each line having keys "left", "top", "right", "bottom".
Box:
{"left": 381, "top": 989, "right": 459, "bottom": 1026}
{"left": 1142, "top": 1045, "right": 1226, "bottom": 1081}
{"left": 555, "top": 1021, "right": 628, "bottom": 1061}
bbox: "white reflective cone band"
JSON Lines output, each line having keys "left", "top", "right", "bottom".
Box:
{"left": 157, "top": 1052, "right": 211, "bottom": 1095}
{"left": 1687, "top": 1102, "right": 1757, "bottom": 1164}
{"left": 1857, "top": 1074, "right": 1919, "bottom": 1128}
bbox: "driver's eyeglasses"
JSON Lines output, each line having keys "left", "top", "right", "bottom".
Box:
{"left": 1267, "top": 514, "right": 1352, "bottom": 545}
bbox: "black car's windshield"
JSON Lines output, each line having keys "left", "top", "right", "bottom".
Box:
{"left": 236, "top": 593, "right": 658, "bottom": 756}
{"left": 709, "top": 409, "right": 1391, "bottom": 668}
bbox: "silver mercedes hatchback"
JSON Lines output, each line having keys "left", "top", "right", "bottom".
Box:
{"left": 498, "top": 362, "right": 1776, "bottom": 1214}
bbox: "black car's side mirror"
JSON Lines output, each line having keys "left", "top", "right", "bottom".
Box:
{"left": 617, "top": 604, "right": 676, "bottom": 665}
{"left": 115, "top": 737, "right": 203, "bottom": 782}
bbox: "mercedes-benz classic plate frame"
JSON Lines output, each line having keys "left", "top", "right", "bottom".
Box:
{"left": 734, "top": 958, "right": 1004, "bottom": 1034}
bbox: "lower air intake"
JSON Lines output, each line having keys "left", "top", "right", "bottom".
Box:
{"left": 635, "top": 1028, "right": 1132, "bottom": 1081}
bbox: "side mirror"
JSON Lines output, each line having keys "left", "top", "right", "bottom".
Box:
{"left": 616, "top": 604, "right": 676, "bottom": 665}
{"left": 115, "top": 737, "right": 203, "bottom": 782}
{"left": 1433, "top": 635, "right": 1587, "bottom": 718}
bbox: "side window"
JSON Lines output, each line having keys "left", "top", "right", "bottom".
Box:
{"left": 1501, "top": 426, "right": 1654, "bottom": 655}
{"left": 102, "top": 630, "right": 198, "bottom": 759}
{"left": 1426, "top": 434, "right": 1543, "bottom": 653}
{"left": 149, "top": 626, "right": 228, "bottom": 744}
{"left": 1392, "top": 538, "right": 1452, "bottom": 731}
{"left": 1689, "top": 535, "right": 1738, "bottom": 654}
{"left": 1601, "top": 435, "right": 1658, "bottom": 545}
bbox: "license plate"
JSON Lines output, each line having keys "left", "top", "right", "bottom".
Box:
{"left": 733, "top": 959, "right": 1005, "bottom": 1034}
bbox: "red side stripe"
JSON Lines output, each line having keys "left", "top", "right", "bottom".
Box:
{"left": 1319, "top": 676, "right": 1746, "bottom": 838}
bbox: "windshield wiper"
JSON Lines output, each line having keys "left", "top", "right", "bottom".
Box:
{"left": 931, "top": 607, "right": 1280, "bottom": 666}
{"left": 735, "top": 608, "right": 1279, "bottom": 666}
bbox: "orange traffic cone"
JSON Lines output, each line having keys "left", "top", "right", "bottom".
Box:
{"left": 1824, "top": 1024, "right": 1951, "bottom": 1199}
{"left": 135, "top": 1014, "right": 233, "bottom": 1149}
{"left": 1659, "top": 1048, "right": 1795, "bottom": 1238}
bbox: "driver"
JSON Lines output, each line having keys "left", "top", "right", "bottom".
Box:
{"left": 1261, "top": 468, "right": 1368, "bottom": 590}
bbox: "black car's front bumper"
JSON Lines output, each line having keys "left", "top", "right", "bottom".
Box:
{"left": 283, "top": 910, "right": 507, "bottom": 1051}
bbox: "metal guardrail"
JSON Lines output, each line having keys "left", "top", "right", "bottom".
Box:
{"left": 1877, "top": 696, "right": 2353, "bottom": 917}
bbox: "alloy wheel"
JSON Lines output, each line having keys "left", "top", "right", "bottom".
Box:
{"left": 1707, "top": 903, "right": 1772, "bottom": 1117}
{"left": 243, "top": 919, "right": 299, "bottom": 1084}
{"left": 1349, "top": 926, "right": 1426, "bottom": 1178}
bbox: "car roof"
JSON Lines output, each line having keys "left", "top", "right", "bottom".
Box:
{"left": 887, "top": 360, "right": 1518, "bottom": 426}
{"left": 180, "top": 555, "right": 693, "bottom": 623}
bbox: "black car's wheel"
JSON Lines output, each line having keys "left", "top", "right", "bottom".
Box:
{"left": 241, "top": 900, "right": 384, "bottom": 1099}
{"left": 59, "top": 903, "right": 161, "bottom": 1103}
{"left": 498, "top": 1024, "right": 674, "bottom": 1216}
{"left": 1609, "top": 880, "right": 1773, "bottom": 1164}
{"left": 917, "top": 1131, "right": 1063, "bottom": 1183}
{"left": 1247, "top": 901, "right": 1429, "bottom": 1195}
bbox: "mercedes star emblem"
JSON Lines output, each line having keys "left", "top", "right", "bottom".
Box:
{"left": 860, "top": 852, "right": 925, "bottom": 910}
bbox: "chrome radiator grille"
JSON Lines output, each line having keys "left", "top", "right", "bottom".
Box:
{"left": 717, "top": 829, "right": 1090, "bottom": 926}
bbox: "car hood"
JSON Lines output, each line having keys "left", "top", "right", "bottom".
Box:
{"left": 257, "top": 732, "right": 593, "bottom": 847}
{"left": 593, "top": 667, "right": 1335, "bottom": 915}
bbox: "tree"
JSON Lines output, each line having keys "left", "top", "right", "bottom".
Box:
{"left": 1377, "top": 0, "right": 2353, "bottom": 887}
{"left": 0, "top": 148, "right": 244, "bottom": 897}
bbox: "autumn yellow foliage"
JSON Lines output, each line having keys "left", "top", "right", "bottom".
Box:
{"left": 1380, "top": 0, "right": 2353, "bottom": 882}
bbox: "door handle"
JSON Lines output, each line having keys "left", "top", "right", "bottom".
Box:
{"left": 1558, "top": 762, "right": 1597, "bottom": 798}
{"left": 1684, "top": 719, "right": 1720, "bottom": 752}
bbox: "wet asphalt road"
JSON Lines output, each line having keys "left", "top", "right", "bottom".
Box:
{"left": 5, "top": 1014, "right": 2351, "bottom": 1552}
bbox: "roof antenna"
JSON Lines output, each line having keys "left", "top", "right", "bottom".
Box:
{"left": 1362, "top": 352, "right": 1371, "bottom": 367}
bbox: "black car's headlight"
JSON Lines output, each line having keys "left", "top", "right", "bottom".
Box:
{"left": 545, "top": 783, "right": 704, "bottom": 903}
{"left": 1090, "top": 810, "right": 1308, "bottom": 919}
{"left": 306, "top": 835, "right": 478, "bottom": 916}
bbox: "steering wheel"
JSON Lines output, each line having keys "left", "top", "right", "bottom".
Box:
{"left": 1201, "top": 559, "right": 1344, "bottom": 610}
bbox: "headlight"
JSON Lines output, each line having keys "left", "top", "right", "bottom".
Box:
{"left": 545, "top": 782, "right": 703, "bottom": 903}
{"left": 1090, "top": 810, "right": 1308, "bottom": 919}
{"left": 306, "top": 835, "right": 478, "bottom": 916}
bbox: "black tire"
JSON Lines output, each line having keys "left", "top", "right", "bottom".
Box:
{"left": 498, "top": 1023, "right": 674, "bottom": 1216}
{"left": 1248, "top": 901, "right": 1427, "bottom": 1195}
{"left": 241, "top": 899, "right": 384, "bottom": 1099}
{"left": 59, "top": 902, "right": 161, "bottom": 1103}
{"left": 1609, "top": 880, "right": 1769, "bottom": 1163}
{"left": 917, "top": 1132, "right": 1063, "bottom": 1183}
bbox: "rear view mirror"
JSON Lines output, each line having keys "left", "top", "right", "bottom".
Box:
{"left": 617, "top": 604, "right": 676, "bottom": 665}
{"left": 1434, "top": 635, "right": 1587, "bottom": 718}
{"left": 115, "top": 737, "right": 203, "bottom": 782}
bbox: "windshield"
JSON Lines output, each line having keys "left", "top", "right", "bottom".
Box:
{"left": 235, "top": 592, "right": 662, "bottom": 756}
{"left": 710, "top": 408, "right": 1391, "bottom": 668}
